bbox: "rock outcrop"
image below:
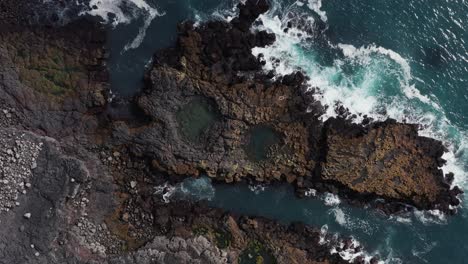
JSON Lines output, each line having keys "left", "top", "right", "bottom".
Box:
{"left": 109, "top": 235, "right": 230, "bottom": 264}
{"left": 0, "top": 1, "right": 378, "bottom": 264}
{"left": 129, "top": 0, "right": 461, "bottom": 214}
{"left": 0, "top": 0, "right": 92, "bottom": 26}
{"left": 0, "top": 0, "right": 462, "bottom": 264}
{"left": 133, "top": 0, "right": 322, "bottom": 185}
{"left": 320, "top": 113, "right": 464, "bottom": 214}
{"left": 0, "top": 127, "right": 100, "bottom": 264}
{"left": 0, "top": 18, "right": 108, "bottom": 137}
{"left": 141, "top": 199, "right": 360, "bottom": 264}
{"left": 316, "top": 118, "right": 459, "bottom": 212}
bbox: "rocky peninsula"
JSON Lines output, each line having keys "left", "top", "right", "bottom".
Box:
{"left": 0, "top": 0, "right": 462, "bottom": 263}
{"left": 131, "top": 0, "right": 461, "bottom": 214}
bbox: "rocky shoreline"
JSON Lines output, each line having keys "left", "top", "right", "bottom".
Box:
{"left": 0, "top": 0, "right": 463, "bottom": 263}
{"left": 130, "top": 0, "right": 461, "bottom": 215}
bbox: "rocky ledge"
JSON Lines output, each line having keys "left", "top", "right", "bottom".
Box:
{"left": 0, "top": 1, "right": 380, "bottom": 263}
{"left": 0, "top": 0, "right": 463, "bottom": 263}
{"left": 137, "top": 198, "right": 372, "bottom": 264}
{"left": 128, "top": 0, "right": 461, "bottom": 214}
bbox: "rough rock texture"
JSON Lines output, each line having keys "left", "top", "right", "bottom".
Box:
{"left": 317, "top": 118, "right": 459, "bottom": 212}
{"left": 109, "top": 236, "right": 230, "bottom": 264}
{"left": 0, "top": 12, "right": 118, "bottom": 264}
{"left": 0, "top": 128, "right": 94, "bottom": 264}
{"left": 0, "top": 19, "right": 108, "bottom": 138}
{"left": 0, "top": 129, "right": 42, "bottom": 212}
{"left": 144, "top": 199, "right": 358, "bottom": 264}
{"left": 0, "top": 0, "right": 461, "bottom": 263}
{"left": 0, "top": 2, "right": 370, "bottom": 263}
{"left": 133, "top": 0, "right": 322, "bottom": 185}
{"left": 130, "top": 0, "right": 461, "bottom": 214}
{"left": 0, "top": 0, "right": 93, "bottom": 26}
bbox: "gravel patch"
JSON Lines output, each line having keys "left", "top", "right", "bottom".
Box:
{"left": 0, "top": 129, "right": 42, "bottom": 212}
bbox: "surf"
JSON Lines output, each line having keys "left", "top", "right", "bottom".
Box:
{"left": 248, "top": 0, "right": 468, "bottom": 195}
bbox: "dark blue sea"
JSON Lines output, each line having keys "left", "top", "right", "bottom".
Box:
{"left": 80, "top": 0, "right": 468, "bottom": 263}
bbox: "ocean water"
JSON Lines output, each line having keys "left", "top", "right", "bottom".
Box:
{"left": 78, "top": 0, "right": 468, "bottom": 263}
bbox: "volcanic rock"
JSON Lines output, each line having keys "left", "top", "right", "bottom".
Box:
{"left": 318, "top": 118, "right": 456, "bottom": 212}
{"left": 133, "top": 0, "right": 323, "bottom": 186}
{"left": 130, "top": 0, "right": 461, "bottom": 214}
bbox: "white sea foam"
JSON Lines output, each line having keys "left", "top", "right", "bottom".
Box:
{"left": 337, "top": 43, "right": 438, "bottom": 108}
{"left": 414, "top": 209, "right": 448, "bottom": 225}
{"left": 81, "top": 0, "right": 164, "bottom": 51}
{"left": 307, "top": 0, "right": 327, "bottom": 22}
{"left": 329, "top": 237, "right": 385, "bottom": 264}
{"left": 179, "top": 177, "right": 216, "bottom": 201}
{"left": 252, "top": 13, "right": 313, "bottom": 76}
{"left": 323, "top": 193, "right": 341, "bottom": 206}
{"left": 441, "top": 141, "right": 467, "bottom": 189}
{"left": 330, "top": 207, "right": 347, "bottom": 225}
{"left": 212, "top": 3, "right": 238, "bottom": 22}
{"left": 389, "top": 215, "right": 413, "bottom": 224}
{"left": 123, "top": 8, "right": 161, "bottom": 51}
{"left": 254, "top": 6, "right": 447, "bottom": 123}
{"left": 154, "top": 177, "right": 215, "bottom": 202}
{"left": 252, "top": 3, "right": 467, "bottom": 204}
{"left": 329, "top": 207, "right": 374, "bottom": 234}
{"left": 304, "top": 188, "right": 317, "bottom": 197}
{"left": 248, "top": 184, "right": 268, "bottom": 194}
{"left": 319, "top": 225, "right": 385, "bottom": 264}
{"left": 154, "top": 182, "right": 176, "bottom": 203}
{"left": 318, "top": 224, "right": 328, "bottom": 245}
{"left": 338, "top": 44, "right": 412, "bottom": 81}
{"left": 295, "top": 1, "right": 305, "bottom": 7}
{"left": 84, "top": 0, "right": 132, "bottom": 25}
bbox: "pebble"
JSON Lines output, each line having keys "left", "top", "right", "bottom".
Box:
{"left": 34, "top": 252, "right": 40, "bottom": 257}
{"left": 122, "top": 212, "right": 130, "bottom": 222}
{"left": 130, "top": 181, "right": 137, "bottom": 189}
{"left": 23, "top": 213, "right": 31, "bottom": 219}
{"left": 0, "top": 132, "right": 42, "bottom": 212}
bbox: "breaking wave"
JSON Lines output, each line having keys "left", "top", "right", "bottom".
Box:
{"left": 249, "top": 0, "right": 467, "bottom": 194}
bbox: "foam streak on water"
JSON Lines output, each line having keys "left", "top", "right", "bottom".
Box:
{"left": 306, "top": 0, "right": 327, "bottom": 22}
{"left": 81, "top": 0, "right": 165, "bottom": 51}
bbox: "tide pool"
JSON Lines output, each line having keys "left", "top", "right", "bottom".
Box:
{"left": 81, "top": 0, "right": 468, "bottom": 263}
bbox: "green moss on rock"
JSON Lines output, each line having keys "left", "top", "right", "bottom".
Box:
{"left": 239, "top": 240, "right": 276, "bottom": 264}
